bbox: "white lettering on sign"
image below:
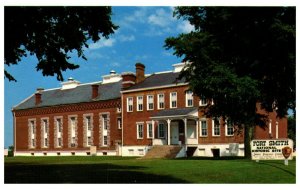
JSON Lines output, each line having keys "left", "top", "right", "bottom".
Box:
{"left": 251, "top": 139, "right": 293, "bottom": 160}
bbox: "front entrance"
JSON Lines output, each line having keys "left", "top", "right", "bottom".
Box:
{"left": 171, "top": 122, "right": 179, "bottom": 145}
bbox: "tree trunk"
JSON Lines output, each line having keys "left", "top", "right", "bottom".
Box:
{"left": 244, "top": 125, "right": 254, "bottom": 159}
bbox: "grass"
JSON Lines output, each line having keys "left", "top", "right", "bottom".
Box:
{"left": 4, "top": 156, "right": 296, "bottom": 184}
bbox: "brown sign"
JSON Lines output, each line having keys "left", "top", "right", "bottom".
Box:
{"left": 282, "top": 146, "right": 292, "bottom": 159}
{"left": 251, "top": 139, "right": 293, "bottom": 160}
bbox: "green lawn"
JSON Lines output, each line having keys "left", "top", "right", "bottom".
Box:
{"left": 4, "top": 156, "right": 296, "bottom": 183}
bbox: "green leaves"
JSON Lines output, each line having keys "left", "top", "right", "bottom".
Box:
{"left": 5, "top": 7, "right": 118, "bottom": 81}
{"left": 165, "top": 6, "right": 295, "bottom": 124}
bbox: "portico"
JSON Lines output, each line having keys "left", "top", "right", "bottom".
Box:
{"left": 150, "top": 107, "right": 199, "bottom": 146}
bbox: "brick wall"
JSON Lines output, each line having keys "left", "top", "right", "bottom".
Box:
{"left": 122, "top": 84, "right": 288, "bottom": 146}
{"left": 14, "top": 100, "right": 122, "bottom": 152}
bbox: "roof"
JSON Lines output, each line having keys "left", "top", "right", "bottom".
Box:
{"left": 13, "top": 81, "right": 122, "bottom": 110}
{"left": 150, "top": 107, "right": 198, "bottom": 119}
{"left": 125, "top": 72, "right": 186, "bottom": 91}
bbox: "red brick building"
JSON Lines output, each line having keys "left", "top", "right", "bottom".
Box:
{"left": 120, "top": 63, "right": 288, "bottom": 157}
{"left": 12, "top": 63, "right": 288, "bottom": 157}
{"left": 13, "top": 73, "right": 123, "bottom": 156}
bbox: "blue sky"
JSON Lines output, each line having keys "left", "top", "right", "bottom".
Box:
{"left": 4, "top": 6, "right": 194, "bottom": 148}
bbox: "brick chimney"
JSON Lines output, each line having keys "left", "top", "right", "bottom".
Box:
{"left": 135, "top": 63, "right": 145, "bottom": 84}
{"left": 121, "top": 72, "right": 136, "bottom": 89}
{"left": 91, "top": 84, "right": 99, "bottom": 99}
{"left": 35, "top": 93, "right": 42, "bottom": 105}
{"left": 35, "top": 88, "right": 43, "bottom": 105}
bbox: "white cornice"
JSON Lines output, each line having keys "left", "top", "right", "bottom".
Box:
{"left": 121, "top": 83, "right": 188, "bottom": 94}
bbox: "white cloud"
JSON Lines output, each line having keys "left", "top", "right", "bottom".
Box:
{"left": 88, "top": 38, "right": 116, "bottom": 50}
{"left": 123, "top": 7, "right": 149, "bottom": 25}
{"left": 119, "top": 34, "right": 135, "bottom": 42}
{"left": 177, "top": 20, "right": 194, "bottom": 33}
{"left": 147, "top": 8, "right": 175, "bottom": 27}
{"left": 110, "top": 62, "right": 120, "bottom": 67}
{"left": 86, "top": 52, "right": 103, "bottom": 60}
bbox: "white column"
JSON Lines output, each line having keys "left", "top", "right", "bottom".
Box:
{"left": 183, "top": 118, "right": 187, "bottom": 145}
{"left": 167, "top": 119, "right": 171, "bottom": 145}
{"left": 152, "top": 120, "right": 155, "bottom": 139}
{"left": 196, "top": 120, "right": 199, "bottom": 141}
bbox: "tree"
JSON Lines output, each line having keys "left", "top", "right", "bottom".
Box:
{"left": 8, "top": 145, "right": 14, "bottom": 157}
{"left": 165, "top": 7, "right": 295, "bottom": 158}
{"left": 5, "top": 6, "right": 118, "bottom": 81}
{"left": 288, "top": 115, "right": 296, "bottom": 149}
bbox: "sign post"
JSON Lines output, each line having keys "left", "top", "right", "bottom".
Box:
{"left": 251, "top": 139, "right": 293, "bottom": 165}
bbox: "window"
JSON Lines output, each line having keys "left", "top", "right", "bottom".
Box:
{"left": 200, "top": 120, "right": 208, "bottom": 137}
{"left": 32, "top": 139, "right": 35, "bottom": 147}
{"left": 43, "top": 119, "right": 48, "bottom": 134}
{"left": 117, "top": 117, "right": 122, "bottom": 129}
{"left": 84, "top": 115, "right": 92, "bottom": 147}
{"left": 128, "top": 149, "right": 134, "bottom": 155}
{"left": 103, "top": 136, "right": 108, "bottom": 146}
{"left": 170, "top": 92, "right": 177, "bottom": 108}
{"left": 87, "top": 137, "right": 92, "bottom": 146}
{"left": 103, "top": 115, "right": 108, "bottom": 130}
{"left": 29, "top": 120, "right": 36, "bottom": 148}
{"left": 212, "top": 118, "right": 220, "bottom": 136}
{"left": 147, "top": 95, "right": 154, "bottom": 110}
{"left": 185, "top": 90, "right": 193, "bottom": 107}
{"left": 69, "top": 116, "right": 77, "bottom": 147}
{"left": 137, "top": 96, "right": 143, "bottom": 111}
{"left": 226, "top": 120, "right": 234, "bottom": 136}
{"left": 86, "top": 116, "right": 92, "bottom": 131}
{"left": 55, "top": 117, "right": 63, "bottom": 148}
{"left": 127, "top": 97, "right": 133, "bottom": 112}
{"left": 44, "top": 138, "right": 48, "bottom": 147}
{"left": 42, "top": 119, "right": 48, "bottom": 147}
{"left": 137, "top": 123, "right": 143, "bottom": 139}
{"left": 58, "top": 138, "right": 62, "bottom": 147}
{"left": 147, "top": 123, "right": 153, "bottom": 138}
{"left": 30, "top": 121, "right": 35, "bottom": 134}
{"left": 157, "top": 94, "right": 164, "bottom": 109}
{"left": 158, "top": 123, "right": 165, "bottom": 138}
{"left": 56, "top": 118, "right": 62, "bottom": 133}
{"left": 138, "top": 149, "right": 144, "bottom": 156}
{"left": 199, "top": 96, "right": 207, "bottom": 106}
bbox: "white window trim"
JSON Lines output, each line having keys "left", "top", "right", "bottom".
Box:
{"left": 146, "top": 122, "right": 154, "bottom": 139}
{"left": 54, "top": 116, "right": 63, "bottom": 148}
{"left": 137, "top": 96, "right": 143, "bottom": 111}
{"left": 28, "top": 119, "right": 36, "bottom": 148}
{"left": 158, "top": 123, "right": 165, "bottom": 138}
{"left": 84, "top": 114, "right": 93, "bottom": 147}
{"left": 269, "top": 119, "right": 272, "bottom": 134}
{"left": 225, "top": 120, "right": 234, "bottom": 136}
{"left": 147, "top": 95, "right": 154, "bottom": 110}
{"left": 136, "top": 122, "right": 144, "bottom": 139}
{"left": 157, "top": 93, "right": 165, "bottom": 110}
{"left": 117, "top": 117, "right": 122, "bottom": 129}
{"left": 127, "top": 97, "right": 133, "bottom": 112}
{"left": 170, "top": 92, "right": 177, "bottom": 109}
{"left": 68, "top": 115, "right": 78, "bottom": 147}
{"left": 41, "top": 118, "right": 49, "bottom": 148}
{"left": 199, "top": 119, "right": 208, "bottom": 137}
{"left": 185, "top": 90, "right": 193, "bottom": 107}
{"left": 199, "top": 97, "right": 208, "bottom": 106}
{"left": 212, "top": 118, "right": 220, "bottom": 136}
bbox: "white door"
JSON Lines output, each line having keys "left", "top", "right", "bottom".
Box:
{"left": 171, "top": 124, "right": 179, "bottom": 145}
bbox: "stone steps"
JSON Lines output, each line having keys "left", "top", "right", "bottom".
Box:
{"left": 142, "top": 145, "right": 182, "bottom": 159}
